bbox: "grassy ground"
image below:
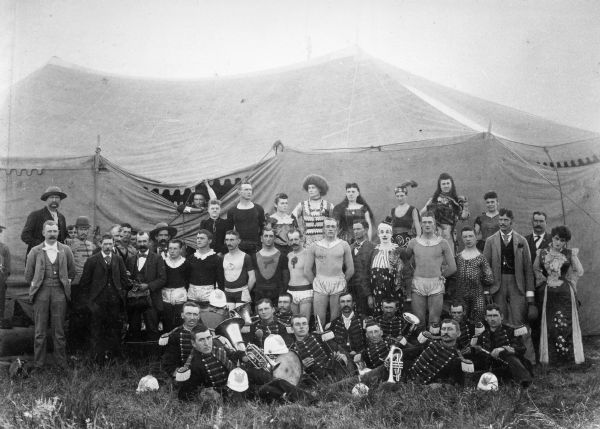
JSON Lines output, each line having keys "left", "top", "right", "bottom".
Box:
{"left": 1, "top": 337, "right": 600, "bottom": 429}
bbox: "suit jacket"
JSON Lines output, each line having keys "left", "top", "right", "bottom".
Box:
{"left": 349, "top": 240, "right": 376, "bottom": 299}
{"left": 126, "top": 252, "right": 167, "bottom": 311}
{"left": 21, "top": 207, "right": 67, "bottom": 255}
{"left": 483, "top": 231, "right": 534, "bottom": 296}
{"left": 78, "top": 251, "right": 130, "bottom": 305}
{"left": 525, "top": 232, "right": 551, "bottom": 266}
{"left": 24, "top": 242, "right": 76, "bottom": 303}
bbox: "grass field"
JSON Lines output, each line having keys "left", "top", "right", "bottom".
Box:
{"left": 1, "top": 337, "right": 600, "bottom": 429}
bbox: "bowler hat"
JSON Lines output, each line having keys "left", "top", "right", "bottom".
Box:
{"left": 41, "top": 186, "right": 67, "bottom": 201}
{"left": 74, "top": 216, "right": 91, "bottom": 228}
{"left": 150, "top": 222, "right": 177, "bottom": 239}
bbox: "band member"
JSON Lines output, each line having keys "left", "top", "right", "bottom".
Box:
{"left": 327, "top": 293, "right": 365, "bottom": 356}
{"left": 290, "top": 315, "right": 348, "bottom": 382}
{"left": 292, "top": 174, "right": 334, "bottom": 246}
{"left": 408, "top": 319, "right": 464, "bottom": 385}
{"left": 469, "top": 304, "right": 533, "bottom": 388}
{"left": 354, "top": 320, "right": 392, "bottom": 370}
{"left": 266, "top": 193, "right": 298, "bottom": 256}
{"left": 162, "top": 239, "right": 191, "bottom": 332}
{"left": 449, "top": 301, "right": 472, "bottom": 349}
{"left": 187, "top": 230, "right": 224, "bottom": 304}
{"left": 126, "top": 231, "right": 166, "bottom": 341}
{"left": 24, "top": 220, "right": 76, "bottom": 370}
{"left": 227, "top": 180, "right": 265, "bottom": 254}
{"left": 251, "top": 227, "right": 288, "bottom": 304}
{"left": 474, "top": 191, "right": 500, "bottom": 251}
{"left": 405, "top": 211, "right": 456, "bottom": 330}
{"left": 286, "top": 229, "right": 313, "bottom": 321}
{"left": 78, "top": 234, "right": 130, "bottom": 361}
{"left": 275, "top": 292, "right": 294, "bottom": 328}
{"left": 249, "top": 299, "right": 292, "bottom": 348}
{"left": 223, "top": 230, "right": 255, "bottom": 310}
{"left": 375, "top": 299, "right": 403, "bottom": 341}
{"left": 304, "top": 218, "right": 354, "bottom": 324}
{"left": 483, "top": 208, "right": 535, "bottom": 362}
{"left": 456, "top": 226, "right": 494, "bottom": 324}
{"left": 349, "top": 220, "right": 376, "bottom": 317}
{"left": 21, "top": 186, "right": 68, "bottom": 255}
{"left": 161, "top": 301, "right": 201, "bottom": 377}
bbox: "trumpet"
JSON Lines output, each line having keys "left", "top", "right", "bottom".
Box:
{"left": 245, "top": 343, "right": 280, "bottom": 372}
{"left": 386, "top": 345, "right": 403, "bottom": 383}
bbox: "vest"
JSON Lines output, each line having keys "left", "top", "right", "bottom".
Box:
{"left": 42, "top": 252, "right": 60, "bottom": 287}
{"left": 501, "top": 237, "right": 516, "bottom": 274}
{"left": 331, "top": 315, "right": 365, "bottom": 352}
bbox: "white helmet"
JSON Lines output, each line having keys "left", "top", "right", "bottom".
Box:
{"left": 227, "top": 367, "right": 249, "bottom": 392}
{"left": 477, "top": 372, "right": 499, "bottom": 391}
{"left": 136, "top": 375, "right": 159, "bottom": 393}
{"left": 209, "top": 289, "right": 227, "bottom": 308}
{"left": 352, "top": 383, "right": 369, "bottom": 397}
{"left": 263, "top": 334, "right": 289, "bottom": 355}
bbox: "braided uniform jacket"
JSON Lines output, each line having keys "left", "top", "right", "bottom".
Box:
{"left": 290, "top": 334, "right": 332, "bottom": 376}
{"left": 457, "top": 320, "right": 472, "bottom": 349}
{"left": 474, "top": 324, "right": 526, "bottom": 357}
{"left": 161, "top": 326, "right": 194, "bottom": 375}
{"left": 375, "top": 315, "right": 403, "bottom": 339}
{"left": 409, "top": 341, "right": 461, "bottom": 385}
{"left": 330, "top": 314, "right": 365, "bottom": 353}
{"left": 362, "top": 338, "right": 392, "bottom": 369}
{"left": 250, "top": 319, "right": 292, "bottom": 347}
{"left": 188, "top": 344, "right": 235, "bottom": 388}
{"left": 275, "top": 310, "right": 293, "bottom": 327}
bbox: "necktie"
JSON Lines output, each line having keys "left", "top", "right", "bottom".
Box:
{"left": 104, "top": 255, "right": 111, "bottom": 265}
{"left": 502, "top": 234, "right": 510, "bottom": 246}
{"left": 534, "top": 235, "right": 541, "bottom": 247}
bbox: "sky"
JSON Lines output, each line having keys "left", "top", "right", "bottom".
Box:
{"left": 2, "top": 0, "right": 600, "bottom": 132}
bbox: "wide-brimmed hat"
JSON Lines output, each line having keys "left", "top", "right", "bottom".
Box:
{"left": 74, "top": 216, "right": 91, "bottom": 228}
{"left": 41, "top": 186, "right": 67, "bottom": 201}
{"left": 150, "top": 222, "right": 177, "bottom": 239}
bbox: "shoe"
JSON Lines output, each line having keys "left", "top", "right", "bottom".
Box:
{"left": 0, "top": 318, "right": 13, "bottom": 329}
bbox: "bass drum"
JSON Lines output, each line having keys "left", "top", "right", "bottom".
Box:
{"left": 272, "top": 351, "right": 303, "bottom": 386}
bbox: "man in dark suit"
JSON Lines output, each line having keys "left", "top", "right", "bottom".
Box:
{"left": 79, "top": 233, "right": 130, "bottom": 360}
{"left": 524, "top": 211, "right": 551, "bottom": 361}
{"left": 349, "top": 220, "right": 375, "bottom": 317}
{"left": 525, "top": 211, "right": 551, "bottom": 266}
{"left": 483, "top": 208, "right": 535, "bottom": 363}
{"left": 126, "top": 231, "right": 166, "bottom": 341}
{"left": 21, "top": 186, "right": 68, "bottom": 256}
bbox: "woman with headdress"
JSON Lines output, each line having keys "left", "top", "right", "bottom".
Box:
{"left": 533, "top": 225, "right": 585, "bottom": 365}
{"left": 390, "top": 180, "right": 421, "bottom": 248}
{"left": 332, "top": 182, "right": 374, "bottom": 243}
{"left": 369, "top": 220, "right": 403, "bottom": 317}
{"left": 421, "top": 173, "right": 469, "bottom": 251}
{"left": 292, "top": 174, "right": 335, "bottom": 246}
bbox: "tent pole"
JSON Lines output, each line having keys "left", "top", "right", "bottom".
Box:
{"left": 543, "top": 147, "right": 567, "bottom": 224}
{"left": 93, "top": 141, "right": 101, "bottom": 231}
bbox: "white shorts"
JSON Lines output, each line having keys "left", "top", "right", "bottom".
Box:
{"left": 412, "top": 276, "right": 445, "bottom": 297}
{"left": 162, "top": 287, "right": 188, "bottom": 305}
{"left": 313, "top": 275, "right": 347, "bottom": 296}
{"left": 187, "top": 284, "right": 215, "bottom": 302}
{"left": 289, "top": 289, "right": 314, "bottom": 304}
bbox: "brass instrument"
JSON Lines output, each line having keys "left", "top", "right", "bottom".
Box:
{"left": 314, "top": 315, "right": 335, "bottom": 341}
{"left": 385, "top": 345, "right": 403, "bottom": 383}
{"left": 215, "top": 317, "right": 280, "bottom": 372}
{"left": 230, "top": 303, "right": 253, "bottom": 326}
{"left": 401, "top": 312, "right": 420, "bottom": 337}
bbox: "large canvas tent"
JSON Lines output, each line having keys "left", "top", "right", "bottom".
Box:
{"left": 1, "top": 51, "right": 599, "bottom": 333}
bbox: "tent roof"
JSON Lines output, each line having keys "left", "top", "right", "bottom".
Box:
{"left": 2, "top": 50, "right": 598, "bottom": 184}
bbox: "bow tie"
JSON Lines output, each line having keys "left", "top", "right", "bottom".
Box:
{"left": 139, "top": 252, "right": 148, "bottom": 258}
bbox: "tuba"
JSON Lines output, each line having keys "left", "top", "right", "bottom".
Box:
{"left": 401, "top": 312, "right": 420, "bottom": 337}
{"left": 385, "top": 345, "right": 403, "bottom": 383}
{"left": 230, "top": 303, "right": 253, "bottom": 326}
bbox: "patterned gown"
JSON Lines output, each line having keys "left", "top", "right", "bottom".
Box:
{"left": 534, "top": 247, "right": 585, "bottom": 365}
{"left": 370, "top": 244, "right": 402, "bottom": 316}
{"left": 455, "top": 254, "right": 494, "bottom": 323}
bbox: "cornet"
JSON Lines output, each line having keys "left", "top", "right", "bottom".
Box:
{"left": 386, "top": 345, "right": 403, "bottom": 383}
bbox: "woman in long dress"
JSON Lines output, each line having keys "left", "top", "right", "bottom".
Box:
{"left": 332, "top": 182, "right": 373, "bottom": 243}
{"left": 533, "top": 225, "right": 585, "bottom": 365}
{"left": 369, "top": 222, "right": 403, "bottom": 316}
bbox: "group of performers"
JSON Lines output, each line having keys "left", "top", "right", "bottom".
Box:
{"left": 10, "top": 171, "right": 586, "bottom": 403}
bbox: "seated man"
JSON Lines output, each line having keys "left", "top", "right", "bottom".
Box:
{"left": 327, "top": 293, "right": 365, "bottom": 357}
{"left": 249, "top": 299, "right": 292, "bottom": 348}
{"left": 375, "top": 299, "right": 403, "bottom": 341}
{"left": 354, "top": 320, "right": 392, "bottom": 371}
{"left": 407, "top": 319, "right": 464, "bottom": 386}
{"left": 161, "top": 301, "right": 201, "bottom": 378}
{"left": 275, "top": 292, "right": 294, "bottom": 328}
{"left": 468, "top": 303, "right": 533, "bottom": 388}
{"left": 289, "top": 315, "right": 348, "bottom": 382}
{"left": 449, "top": 301, "right": 473, "bottom": 350}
